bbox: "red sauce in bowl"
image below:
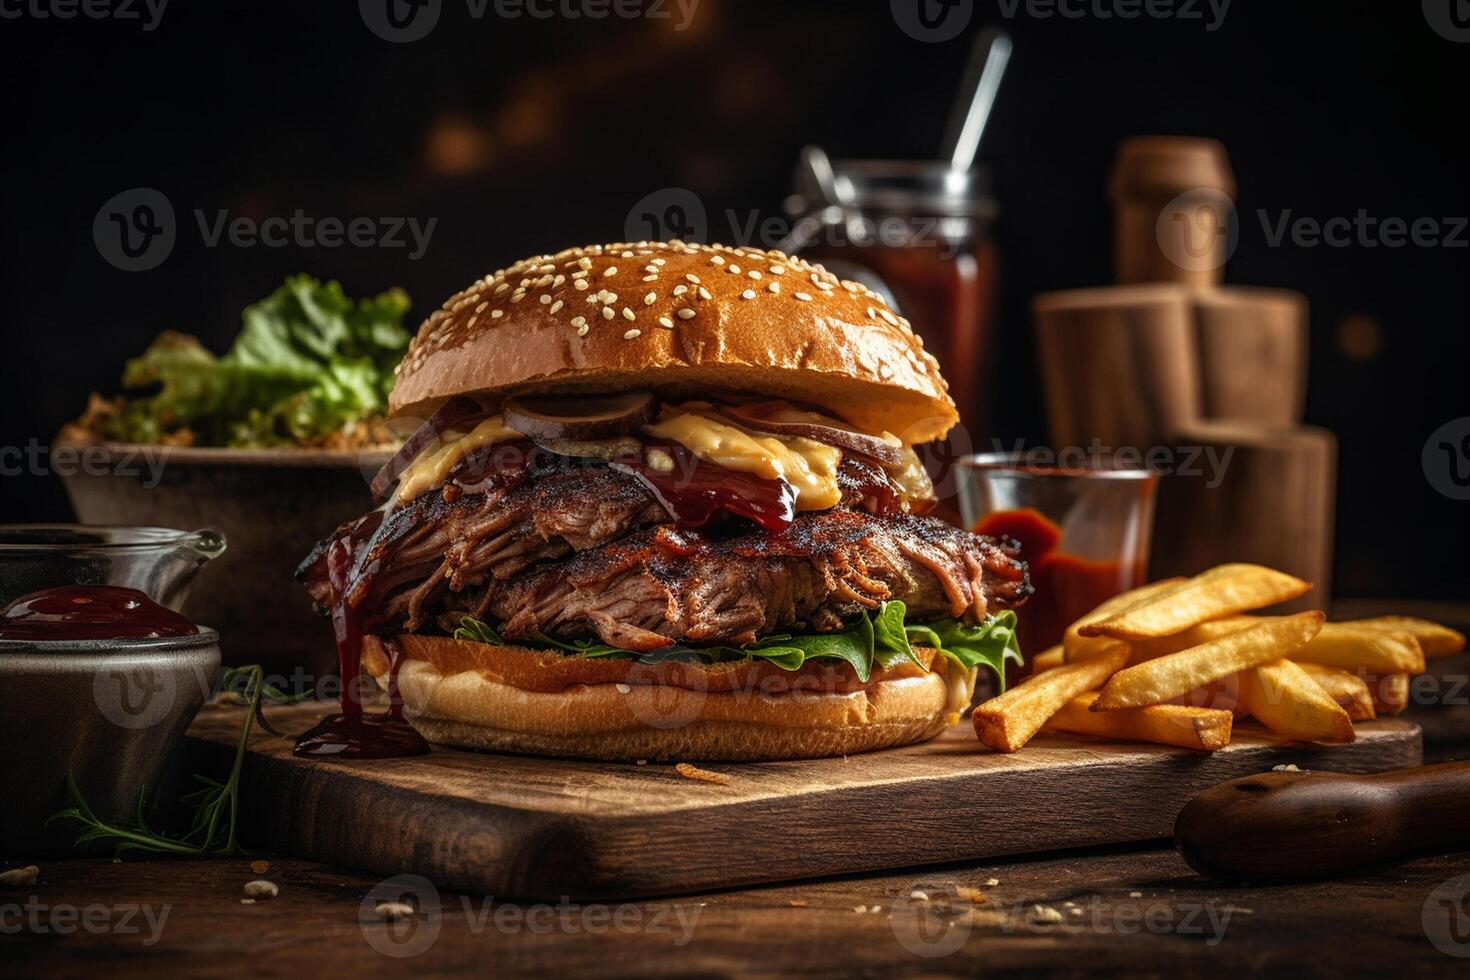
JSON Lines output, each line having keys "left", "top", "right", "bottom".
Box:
{"left": 0, "top": 585, "right": 199, "bottom": 641}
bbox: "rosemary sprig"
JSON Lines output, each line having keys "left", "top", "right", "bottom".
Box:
{"left": 49, "top": 665, "right": 313, "bottom": 857}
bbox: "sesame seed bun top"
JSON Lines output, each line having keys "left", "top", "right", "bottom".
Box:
{"left": 389, "top": 240, "right": 959, "bottom": 444}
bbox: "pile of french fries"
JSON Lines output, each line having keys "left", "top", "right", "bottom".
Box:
{"left": 974, "top": 564, "right": 1465, "bottom": 753}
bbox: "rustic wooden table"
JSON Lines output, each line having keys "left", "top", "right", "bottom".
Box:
{"left": 7, "top": 602, "right": 1466, "bottom": 977}
{"left": 6, "top": 845, "right": 1470, "bottom": 978}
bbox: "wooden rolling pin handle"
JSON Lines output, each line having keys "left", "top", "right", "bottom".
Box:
{"left": 1174, "top": 762, "right": 1470, "bottom": 883}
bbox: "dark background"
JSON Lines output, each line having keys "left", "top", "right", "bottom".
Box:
{"left": 1, "top": 0, "right": 1465, "bottom": 599}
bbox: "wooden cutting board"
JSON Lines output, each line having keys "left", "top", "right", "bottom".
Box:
{"left": 185, "top": 703, "right": 1420, "bottom": 900}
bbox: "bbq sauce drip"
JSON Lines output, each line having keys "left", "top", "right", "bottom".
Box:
{"left": 0, "top": 586, "right": 198, "bottom": 641}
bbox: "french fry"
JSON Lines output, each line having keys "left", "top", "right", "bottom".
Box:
{"left": 1091, "top": 612, "right": 1324, "bottom": 711}
{"left": 1294, "top": 661, "right": 1376, "bottom": 722}
{"left": 1364, "top": 673, "right": 1410, "bottom": 716}
{"left": 1290, "top": 625, "right": 1426, "bottom": 675}
{"left": 973, "top": 648, "right": 1129, "bottom": 753}
{"left": 1078, "top": 564, "right": 1311, "bottom": 641}
{"left": 1237, "top": 659, "right": 1356, "bottom": 743}
{"left": 1163, "top": 676, "right": 1243, "bottom": 715}
{"left": 1063, "top": 579, "right": 1185, "bottom": 662}
{"left": 1031, "top": 645, "right": 1065, "bottom": 673}
{"left": 1045, "top": 691, "right": 1233, "bottom": 751}
{"left": 1342, "top": 616, "right": 1465, "bottom": 658}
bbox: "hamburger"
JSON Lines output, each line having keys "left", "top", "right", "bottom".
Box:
{"left": 297, "top": 240, "right": 1031, "bottom": 761}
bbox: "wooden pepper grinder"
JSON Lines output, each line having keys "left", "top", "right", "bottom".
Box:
{"left": 1110, "top": 136, "right": 1236, "bottom": 289}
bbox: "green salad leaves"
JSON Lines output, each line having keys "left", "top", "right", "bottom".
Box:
{"left": 455, "top": 602, "right": 1023, "bottom": 690}
{"left": 101, "top": 275, "right": 411, "bottom": 447}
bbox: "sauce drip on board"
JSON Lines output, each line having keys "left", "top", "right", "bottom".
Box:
{"left": 973, "top": 507, "right": 1146, "bottom": 655}
{"left": 0, "top": 586, "right": 198, "bottom": 641}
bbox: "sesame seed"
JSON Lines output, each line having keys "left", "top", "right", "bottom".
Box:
{"left": 601, "top": 290, "right": 617, "bottom": 303}
{"left": 574, "top": 279, "right": 589, "bottom": 290}
{"left": 653, "top": 258, "right": 666, "bottom": 265}
{"left": 511, "top": 293, "right": 525, "bottom": 303}
{"left": 711, "top": 255, "right": 725, "bottom": 266}
{"left": 769, "top": 265, "right": 785, "bottom": 275}
{"left": 571, "top": 315, "right": 586, "bottom": 328}
{"left": 623, "top": 328, "right": 641, "bottom": 339}
{"left": 685, "top": 273, "right": 701, "bottom": 284}
{"left": 474, "top": 301, "right": 488, "bottom": 313}
{"left": 728, "top": 264, "right": 741, "bottom": 274}
{"left": 539, "top": 295, "right": 551, "bottom": 305}
{"left": 603, "top": 266, "right": 618, "bottom": 277}
{"left": 491, "top": 309, "right": 504, "bottom": 318}
{"left": 622, "top": 307, "right": 635, "bottom": 321}
{"left": 578, "top": 257, "right": 592, "bottom": 269}
{"left": 577, "top": 322, "right": 589, "bottom": 337}
{"left": 553, "top": 275, "right": 565, "bottom": 286}
{"left": 794, "top": 292, "right": 813, "bottom": 302}
{"left": 748, "top": 270, "right": 762, "bottom": 280}
{"left": 658, "top": 316, "right": 674, "bottom": 328}
{"left": 642, "top": 274, "right": 658, "bottom": 282}
{"left": 602, "top": 307, "right": 615, "bottom": 320}
{"left": 698, "top": 287, "right": 712, "bottom": 300}
{"left": 644, "top": 292, "right": 657, "bottom": 305}
{"left": 866, "top": 306, "right": 877, "bottom": 318}
{"left": 768, "top": 282, "right": 780, "bottom": 293}
{"left": 677, "top": 308, "right": 696, "bottom": 320}
{"left": 672, "top": 284, "right": 688, "bottom": 296}
{"left": 880, "top": 309, "right": 898, "bottom": 325}
{"left": 741, "top": 289, "right": 756, "bottom": 300}
{"left": 550, "top": 300, "right": 564, "bottom": 314}
{"left": 494, "top": 282, "right": 510, "bottom": 294}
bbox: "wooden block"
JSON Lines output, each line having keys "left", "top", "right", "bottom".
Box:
{"left": 1193, "top": 286, "right": 1308, "bottom": 426}
{"left": 1033, "top": 284, "right": 1201, "bottom": 451}
{"left": 1152, "top": 421, "right": 1336, "bottom": 610}
{"left": 186, "top": 701, "right": 1417, "bottom": 900}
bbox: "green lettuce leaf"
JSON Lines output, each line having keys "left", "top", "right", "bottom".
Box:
{"left": 453, "top": 602, "right": 1024, "bottom": 689}
{"left": 103, "top": 275, "right": 411, "bottom": 447}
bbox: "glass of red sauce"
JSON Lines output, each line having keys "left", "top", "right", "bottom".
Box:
{"left": 956, "top": 454, "right": 1158, "bottom": 659}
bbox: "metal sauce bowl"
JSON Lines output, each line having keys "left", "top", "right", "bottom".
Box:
{"left": 0, "top": 630, "right": 222, "bottom": 856}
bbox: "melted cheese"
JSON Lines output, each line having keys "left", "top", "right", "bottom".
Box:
{"left": 646, "top": 409, "right": 843, "bottom": 511}
{"left": 395, "top": 415, "right": 516, "bottom": 501}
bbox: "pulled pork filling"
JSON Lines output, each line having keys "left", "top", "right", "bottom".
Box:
{"left": 298, "top": 401, "right": 1031, "bottom": 653}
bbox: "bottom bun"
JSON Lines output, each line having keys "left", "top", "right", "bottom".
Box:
{"left": 363, "top": 635, "right": 975, "bottom": 761}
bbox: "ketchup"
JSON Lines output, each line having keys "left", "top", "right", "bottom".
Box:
{"left": 973, "top": 508, "right": 1146, "bottom": 656}
{"left": 0, "top": 586, "right": 198, "bottom": 641}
